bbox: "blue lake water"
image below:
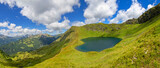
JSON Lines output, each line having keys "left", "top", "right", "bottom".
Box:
{"left": 76, "top": 37, "right": 121, "bottom": 52}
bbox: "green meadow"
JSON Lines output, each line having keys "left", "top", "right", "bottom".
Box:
{"left": 26, "top": 14, "right": 160, "bottom": 68}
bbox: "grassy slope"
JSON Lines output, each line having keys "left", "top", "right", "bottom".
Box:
{"left": 26, "top": 15, "right": 160, "bottom": 67}
{"left": 112, "top": 16, "right": 160, "bottom": 67}
{"left": 0, "top": 51, "right": 15, "bottom": 68}
{"left": 2, "top": 34, "right": 69, "bottom": 67}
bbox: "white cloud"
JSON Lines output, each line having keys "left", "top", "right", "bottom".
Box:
{"left": 8, "top": 23, "right": 16, "bottom": 29}
{"left": 109, "top": 0, "right": 155, "bottom": 24}
{"left": 0, "top": 22, "right": 42, "bottom": 37}
{"left": 46, "top": 17, "right": 71, "bottom": 33}
{"left": 0, "top": 29, "right": 10, "bottom": 36}
{"left": 0, "top": 0, "right": 80, "bottom": 32}
{"left": 72, "top": 21, "right": 85, "bottom": 26}
{"left": 147, "top": 0, "right": 157, "bottom": 10}
{"left": 0, "top": 0, "right": 15, "bottom": 7}
{"left": 84, "top": 0, "right": 118, "bottom": 24}
{"left": 147, "top": 4, "right": 154, "bottom": 10}
{"left": 0, "top": 22, "right": 9, "bottom": 27}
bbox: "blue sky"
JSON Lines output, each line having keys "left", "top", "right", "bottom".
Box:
{"left": 0, "top": 0, "right": 159, "bottom": 36}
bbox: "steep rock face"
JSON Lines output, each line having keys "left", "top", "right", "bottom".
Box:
{"left": 138, "top": 3, "right": 160, "bottom": 24}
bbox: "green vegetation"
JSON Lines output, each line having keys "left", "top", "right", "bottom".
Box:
{"left": 123, "top": 18, "right": 138, "bottom": 24}
{"left": 0, "top": 3, "right": 160, "bottom": 68}
{"left": 27, "top": 14, "right": 160, "bottom": 68}
{"left": 0, "top": 50, "right": 15, "bottom": 68}
{"left": 0, "top": 34, "right": 22, "bottom": 46}
{"left": 0, "top": 34, "right": 59, "bottom": 55}
{"left": 138, "top": 3, "right": 160, "bottom": 23}
{"left": 124, "top": 3, "right": 160, "bottom": 24}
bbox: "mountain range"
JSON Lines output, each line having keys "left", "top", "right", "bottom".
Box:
{"left": 0, "top": 34, "right": 60, "bottom": 55}
{"left": 0, "top": 34, "right": 26, "bottom": 46}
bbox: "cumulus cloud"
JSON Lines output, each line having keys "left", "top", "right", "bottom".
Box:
{"left": 72, "top": 21, "right": 85, "bottom": 26}
{"left": 147, "top": 4, "right": 154, "bottom": 10}
{"left": 84, "top": 0, "right": 118, "bottom": 24}
{"left": 109, "top": 0, "right": 156, "bottom": 24}
{"left": 0, "top": 22, "right": 8, "bottom": 27}
{"left": 0, "top": 0, "right": 15, "bottom": 7}
{"left": 0, "top": 0, "right": 80, "bottom": 33}
{"left": 8, "top": 23, "right": 16, "bottom": 29}
{"left": 46, "top": 17, "right": 71, "bottom": 33}
{"left": 0, "top": 22, "right": 42, "bottom": 37}
{"left": 147, "top": 0, "right": 157, "bottom": 10}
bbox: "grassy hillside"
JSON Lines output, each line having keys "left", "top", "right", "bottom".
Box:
{"left": 7, "top": 14, "right": 158, "bottom": 67}
{"left": 25, "top": 14, "right": 160, "bottom": 68}
{"left": 0, "top": 50, "right": 15, "bottom": 68}
{"left": 5, "top": 30, "right": 72, "bottom": 67}
{"left": 0, "top": 34, "right": 59, "bottom": 55}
